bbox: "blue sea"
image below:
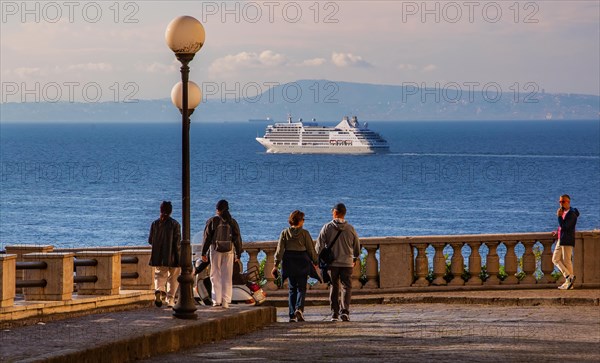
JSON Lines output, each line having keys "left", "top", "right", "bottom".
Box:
{"left": 1, "top": 120, "right": 599, "bottom": 249}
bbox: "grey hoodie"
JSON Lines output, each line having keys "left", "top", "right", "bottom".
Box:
{"left": 274, "top": 227, "right": 317, "bottom": 266}
{"left": 316, "top": 219, "right": 361, "bottom": 268}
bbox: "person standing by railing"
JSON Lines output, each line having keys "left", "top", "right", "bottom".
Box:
{"left": 272, "top": 210, "right": 318, "bottom": 322}
{"left": 201, "top": 200, "right": 242, "bottom": 309}
{"left": 316, "top": 203, "right": 361, "bottom": 322}
{"left": 552, "top": 194, "right": 580, "bottom": 290}
{"left": 148, "top": 201, "right": 181, "bottom": 308}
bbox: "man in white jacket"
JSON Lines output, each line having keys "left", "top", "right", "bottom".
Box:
{"left": 316, "top": 203, "right": 361, "bottom": 322}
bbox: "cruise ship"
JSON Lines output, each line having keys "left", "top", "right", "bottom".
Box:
{"left": 256, "top": 115, "right": 389, "bottom": 154}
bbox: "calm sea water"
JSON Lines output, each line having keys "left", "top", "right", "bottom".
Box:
{"left": 1, "top": 120, "right": 599, "bottom": 249}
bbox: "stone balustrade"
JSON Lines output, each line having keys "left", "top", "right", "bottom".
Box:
{"left": 1, "top": 231, "right": 598, "bottom": 308}
{"left": 0, "top": 248, "right": 155, "bottom": 308}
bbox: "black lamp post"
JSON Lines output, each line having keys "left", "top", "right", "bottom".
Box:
{"left": 165, "top": 15, "right": 205, "bottom": 320}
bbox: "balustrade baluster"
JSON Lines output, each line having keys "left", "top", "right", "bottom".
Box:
{"left": 449, "top": 243, "right": 465, "bottom": 286}
{"left": 484, "top": 242, "right": 501, "bottom": 285}
{"left": 540, "top": 239, "right": 556, "bottom": 284}
{"left": 432, "top": 243, "right": 447, "bottom": 285}
{"left": 363, "top": 245, "right": 379, "bottom": 289}
{"left": 262, "top": 248, "right": 278, "bottom": 291}
{"left": 412, "top": 244, "right": 429, "bottom": 287}
{"left": 520, "top": 240, "right": 537, "bottom": 285}
{"left": 466, "top": 242, "right": 483, "bottom": 285}
{"left": 503, "top": 241, "right": 519, "bottom": 284}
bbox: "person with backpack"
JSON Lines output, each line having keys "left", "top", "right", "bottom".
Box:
{"left": 201, "top": 200, "right": 242, "bottom": 308}
{"left": 148, "top": 201, "right": 181, "bottom": 308}
{"left": 316, "top": 203, "right": 361, "bottom": 322}
{"left": 271, "top": 210, "right": 318, "bottom": 322}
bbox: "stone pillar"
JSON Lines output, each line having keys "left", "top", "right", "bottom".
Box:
{"left": 432, "top": 243, "right": 447, "bottom": 286}
{"left": 520, "top": 240, "right": 537, "bottom": 285}
{"left": 379, "top": 241, "right": 413, "bottom": 288}
{"left": 412, "top": 244, "right": 429, "bottom": 287}
{"left": 0, "top": 254, "right": 17, "bottom": 307}
{"left": 448, "top": 243, "right": 465, "bottom": 286}
{"left": 502, "top": 241, "right": 519, "bottom": 284}
{"left": 75, "top": 251, "right": 121, "bottom": 295}
{"left": 120, "top": 250, "right": 153, "bottom": 290}
{"left": 579, "top": 231, "right": 600, "bottom": 287}
{"left": 484, "top": 242, "right": 501, "bottom": 285}
{"left": 5, "top": 245, "right": 54, "bottom": 293}
{"left": 23, "top": 252, "right": 74, "bottom": 301}
{"left": 262, "top": 248, "right": 278, "bottom": 291}
{"left": 466, "top": 242, "right": 483, "bottom": 285}
{"left": 351, "top": 251, "right": 362, "bottom": 289}
{"left": 363, "top": 245, "right": 379, "bottom": 289}
{"left": 539, "top": 239, "right": 556, "bottom": 284}
{"left": 245, "top": 248, "right": 260, "bottom": 274}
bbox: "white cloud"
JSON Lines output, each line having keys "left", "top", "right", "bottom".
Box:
{"left": 301, "top": 58, "right": 327, "bottom": 67}
{"left": 331, "top": 52, "right": 372, "bottom": 68}
{"left": 422, "top": 64, "right": 438, "bottom": 72}
{"left": 13, "top": 67, "right": 43, "bottom": 78}
{"left": 209, "top": 50, "right": 287, "bottom": 75}
{"left": 137, "top": 61, "right": 178, "bottom": 74}
{"left": 397, "top": 64, "right": 417, "bottom": 71}
{"left": 67, "top": 63, "right": 113, "bottom": 72}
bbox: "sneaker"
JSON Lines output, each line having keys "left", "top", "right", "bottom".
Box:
{"left": 289, "top": 317, "right": 298, "bottom": 323}
{"left": 331, "top": 315, "right": 339, "bottom": 322}
{"left": 295, "top": 310, "right": 305, "bottom": 322}
{"left": 166, "top": 297, "right": 175, "bottom": 308}
{"left": 222, "top": 301, "right": 229, "bottom": 309}
{"left": 154, "top": 291, "right": 163, "bottom": 307}
{"left": 567, "top": 275, "right": 576, "bottom": 290}
{"left": 558, "top": 278, "right": 569, "bottom": 290}
{"left": 212, "top": 302, "right": 221, "bottom": 307}
{"left": 340, "top": 313, "right": 350, "bottom": 322}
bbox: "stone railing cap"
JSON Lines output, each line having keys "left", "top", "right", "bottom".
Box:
{"left": 23, "top": 252, "right": 75, "bottom": 258}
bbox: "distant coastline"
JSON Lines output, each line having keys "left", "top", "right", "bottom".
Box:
{"left": 1, "top": 80, "right": 599, "bottom": 123}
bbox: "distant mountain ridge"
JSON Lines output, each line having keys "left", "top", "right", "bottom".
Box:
{"left": 1, "top": 80, "right": 598, "bottom": 122}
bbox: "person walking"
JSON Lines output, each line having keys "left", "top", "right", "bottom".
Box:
{"left": 316, "top": 203, "right": 361, "bottom": 322}
{"left": 148, "top": 201, "right": 181, "bottom": 308}
{"left": 552, "top": 194, "right": 580, "bottom": 290}
{"left": 271, "top": 210, "right": 318, "bottom": 322}
{"left": 201, "top": 200, "right": 242, "bottom": 308}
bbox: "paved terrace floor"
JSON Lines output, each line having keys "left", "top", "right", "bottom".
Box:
{"left": 1, "top": 289, "right": 599, "bottom": 363}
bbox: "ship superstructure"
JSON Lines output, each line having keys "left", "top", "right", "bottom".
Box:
{"left": 256, "top": 116, "right": 389, "bottom": 154}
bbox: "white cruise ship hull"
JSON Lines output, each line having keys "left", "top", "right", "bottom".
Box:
{"left": 256, "top": 116, "right": 389, "bottom": 154}
{"left": 256, "top": 138, "right": 388, "bottom": 154}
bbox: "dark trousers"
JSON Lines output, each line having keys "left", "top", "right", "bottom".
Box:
{"left": 329, "top": 266, "right": 353, "bottom": 317}
{"left": 288, "top": 275, "right": 308, "bottom": 318}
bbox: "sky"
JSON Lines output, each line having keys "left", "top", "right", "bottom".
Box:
{"left": 1, "top": 0, "right": 599, "bottom": 103}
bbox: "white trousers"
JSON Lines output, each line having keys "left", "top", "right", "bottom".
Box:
{"left": 154, "top": 266, "right": 181, "bottom": 299}
{"left": 552, "top": 240, "right": 574, "bottom": 278}
{"left": 209, "top": 248, "right": 234, "bottom": 304}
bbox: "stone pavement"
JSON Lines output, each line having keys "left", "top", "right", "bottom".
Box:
{"left": 1, "top": 289, "right": 598, "bottom": 363}
{"left": 145, "top": 303, "right": 600, "bottom": 362}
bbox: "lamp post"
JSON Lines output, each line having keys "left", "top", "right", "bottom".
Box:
{"left": 165, "top": 15, "right": 205, "bottom": 320}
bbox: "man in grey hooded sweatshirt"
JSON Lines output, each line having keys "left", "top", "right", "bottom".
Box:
{"left": 316, "top": 203, "right": 361, "bottom": 322}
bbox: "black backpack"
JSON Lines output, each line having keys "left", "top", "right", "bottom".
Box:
{"left": 213, "top": 218, "right": 233, "bottom": 253}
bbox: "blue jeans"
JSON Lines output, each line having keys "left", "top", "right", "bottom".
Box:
{"left": 288, "top": 275, "right": 308, "bottom": 318}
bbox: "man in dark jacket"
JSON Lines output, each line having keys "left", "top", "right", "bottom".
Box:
{"left": 316, "top": 203, "right": 361, "bottom": 322}
{"left": 148, "top": 201, "right": 181, "bottom": 307}
{"left": 552, "top": 194, "right": 580, "bottom": 290}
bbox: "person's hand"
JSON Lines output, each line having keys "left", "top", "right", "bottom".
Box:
{"left": 201, "top": 255, "right": 208, "bottom": 263}
{"left": 234, "top": 256, "right": 240, "bottom": 263}
{"left": 552, "top": 231, "right": 557, "bottom": 237}
{"left": 271, "top": 267, "right": 278, "bottom": 277}
{"left": 557, "top": 207, "right": 564, "bottom": 217}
